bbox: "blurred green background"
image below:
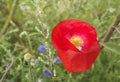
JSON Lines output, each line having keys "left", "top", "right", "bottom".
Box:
{"left": 0, "top": 0, "right": 120, "bottom": 82}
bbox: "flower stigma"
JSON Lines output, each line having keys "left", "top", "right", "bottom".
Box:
{"left": 70, "top": 36, "right": 83, "bottom": 50}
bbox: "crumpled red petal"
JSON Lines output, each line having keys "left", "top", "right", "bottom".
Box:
{"left": 57, "top": 41, "right": 100, "bottom": 72}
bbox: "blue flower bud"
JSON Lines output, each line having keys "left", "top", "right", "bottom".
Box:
{"left": 53, "top": 57, "right": 61, "bottom": 63}
{"left": 38, "top": 45, "right": 46, "bottom": 53}
{"left": 30, "top": 59, "right": 35, "bottom": 66}
{"left": 43, "top": 69, "right": 51, "bottom": 77}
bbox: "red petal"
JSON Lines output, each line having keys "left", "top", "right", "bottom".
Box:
{"left": 57, "top": 41, "right": 100, "bottom": 72}
{"left": 52, "top": 19, "right": 97, "bottom": 51}
{"left": 52, "top": 22, "right": 79, "bottom": 51}
{"left": 57, "top": 50, "right": 82, "bottom": 72}
{"left": 62, "top": 19, "right": 97, "bottom": 51}
{"left": 84, "top": 41, "right": 100, "bottom": 67}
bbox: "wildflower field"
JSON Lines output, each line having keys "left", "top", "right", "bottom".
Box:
{"left": 0, "top": 0, "right": 120, "bottom": 82}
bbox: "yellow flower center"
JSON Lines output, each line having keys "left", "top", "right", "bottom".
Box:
{"left": 70, "top": 36, "right": 82, "bottom": 47}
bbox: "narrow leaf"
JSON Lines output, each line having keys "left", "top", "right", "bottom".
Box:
{"left": 101, "top": 42, "right": 120, "bottom": 55}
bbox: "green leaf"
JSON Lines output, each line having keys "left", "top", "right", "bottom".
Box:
{"left": 101, "top": 42, "right": 120, "bottom": 55}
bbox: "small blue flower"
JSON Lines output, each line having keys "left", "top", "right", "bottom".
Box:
{"left": 53, "top": 57, "right": 61, "bottom": 63}
{"left": 38, "top": 45, "right": 46, "bottom": 53}
{"left": 43, "top": 69, "right": 51, "bottom": 77}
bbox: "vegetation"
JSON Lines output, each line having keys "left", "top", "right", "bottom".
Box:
{"left": 0, "top": 0, "right": 120, "bottom": 82}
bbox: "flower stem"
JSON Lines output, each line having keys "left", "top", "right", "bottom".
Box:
{"left": 29, "top": 64, "right": 34, "bottom": 82}
{"left": 102, "top": 12, "right": 120, "bottom": 42}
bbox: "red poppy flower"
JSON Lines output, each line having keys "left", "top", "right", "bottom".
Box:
{"left": 51, "top": 19, "right": 100, "bottom": 72}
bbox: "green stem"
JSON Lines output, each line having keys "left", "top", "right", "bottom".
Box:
{"left": 29, "top": 63, "right": 35, "bottom": 82}
{"left": 0, "top": 0, "right": 18, "bottom": 36}
{"left": 26, "top": 32, "right": 33, "bottom": 55}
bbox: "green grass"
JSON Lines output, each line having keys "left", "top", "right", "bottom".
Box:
{"left": 0, "top": 0, "right": 120, "bottom": 82}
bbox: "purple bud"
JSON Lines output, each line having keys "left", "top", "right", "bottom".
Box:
{"left": 53, "top": 57, "right": 61, "bottom": 63}
{"left": 43, "top": 69, "right": 51, "bottom": 77}
{"left": 38, "top": 45, "right": 46, "bottom": 53}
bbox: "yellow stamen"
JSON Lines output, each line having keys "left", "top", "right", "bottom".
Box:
{"left": 70, "top": 36, "right": 82, "bottom": 47}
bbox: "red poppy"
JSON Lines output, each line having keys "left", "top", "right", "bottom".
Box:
{"left": 51, "top": 19, "right": 100, "bottom": 72}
